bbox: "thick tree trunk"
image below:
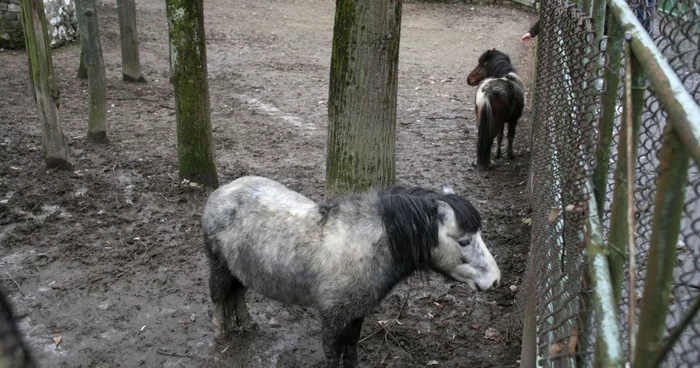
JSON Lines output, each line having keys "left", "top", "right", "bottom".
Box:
{"left": 325, "top": 0, "right": 402, "bottom": 198}
{"left": 19, "top": 0, "right": 72, "bottom": 170}
{"left": 166, "top": 0, "right": 219, "bottom": 188}
{"left": 117, "top": 0, "right": 146, "bottom": 83}
{"left": 76, "top": 0, "right": 108, "bottom": 143}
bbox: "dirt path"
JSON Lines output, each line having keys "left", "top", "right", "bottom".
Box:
{"left": 0, "top": 0, "right": 536, "bottom": 366}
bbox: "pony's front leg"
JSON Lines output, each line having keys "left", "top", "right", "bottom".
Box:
{"left": 507, "top": 120, "right": 517, "bottom": 159}
{"left": 320, "top": 314, "right": 345, "bottom": 367}
{"left": 341, "top": 317, "right": 365, "bottom": 368}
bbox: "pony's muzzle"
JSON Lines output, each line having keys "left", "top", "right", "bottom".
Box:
{"left": 475, "top": 277, "right": 500, "bottom": 292}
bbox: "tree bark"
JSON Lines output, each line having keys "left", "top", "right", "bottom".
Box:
{"left": 76, "top": 0, "right": 108, "bottom": 143}
{"left": 19, "top": 0, "right": 72, "bottom": 170}
{"left": 325, "top": 0, "right": 402, "bottom": 198}
{"left": 117, "top": 0, "right": 146, "bottom": 83}
{"left": 166, "top": 0, "right": 219, "bottom": 188}
{"left": 77, "top": 41, "right": 87, "bottom": 79}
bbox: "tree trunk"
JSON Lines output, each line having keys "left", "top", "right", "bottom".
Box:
{"left": 325, "top": 0, "right": 402, "bottom": 198}
{"left": 77, "top": 41, "right": 87, "bottom": 79}
{"left": 117, "top": 0, "right": 146, "bottom": 83}
{"left": 76, "top": 0, "right": 108, "bottom": 143}
{"left": 166, "top": 0, "right": 219, "bottom": 188}
{"left": 19, "top": 0, "right": 72, "bottom": 170}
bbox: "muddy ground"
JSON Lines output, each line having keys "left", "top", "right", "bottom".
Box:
{"left": 0, "top": 0, "right": 537, "bottom": 366}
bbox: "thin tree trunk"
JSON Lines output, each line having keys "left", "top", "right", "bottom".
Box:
{"left": 19, "top": 0, "right": 72, "bottom": 170}
{"left": 325, "top": 0, "right": 402, "bottom": 198}
{"left": 77, "top": 41, "right": 87, "bottom": 79}
{"left": 76, "top": 0, "right": 108, "bottom": 143}
{"left": 166, "top": 0, "right": 219, "bottom": 187}
{"left": 117, "top": 0, "right": 146, "bottom": 83}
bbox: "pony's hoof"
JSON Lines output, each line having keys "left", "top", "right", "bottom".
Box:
{"left": 213, "top": 327, "right": 232, "bottom": 342}
{"left": 508, "top": 154, "right": 515, "bottom": 160}
{"left": 240, "top": 321, "right": 259, "bottom": 333}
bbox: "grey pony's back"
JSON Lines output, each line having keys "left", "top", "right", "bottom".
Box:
{"left": 201, "top": 176, "right": 324, "bottom": 306}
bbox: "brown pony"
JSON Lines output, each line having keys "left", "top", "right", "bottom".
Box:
{"left": 467, "top": 49, "right": 525, "bottom": 171}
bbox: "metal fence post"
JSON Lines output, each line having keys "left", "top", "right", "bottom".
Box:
{"left": 632, "top": 124, "right": 689, "bottom": 367}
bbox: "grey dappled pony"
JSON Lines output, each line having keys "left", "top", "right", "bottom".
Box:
{"left": 201, "top": 176, "right": 501, "bottom": 367}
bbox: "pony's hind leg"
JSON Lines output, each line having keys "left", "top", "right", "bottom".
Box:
{"left": 231, "top": 280, "right": 257, "bottom": 332}
{"left": 507, "top": 120, "right": 517, "bottom": 159}
{"left": 341, "top": 317, "right": 365, "bottom": 368}
{"left": 208, "top": 256, "right": 236, "bottom": 341}
{"left": 495, "top": 123, "right": 505, "bottom": 159}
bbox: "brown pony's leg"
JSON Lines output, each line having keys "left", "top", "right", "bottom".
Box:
{"left": 495, "top": 122, "right": 504, "bottom": 159}
{"left": 507, "top": 120, "right": 517, "bottom": 159}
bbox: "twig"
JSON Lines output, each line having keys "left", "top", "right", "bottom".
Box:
{"left": 385, "top": 329, "right": 413, "bottom": 361}
{"left": 425, "top": 116, "right": 469, "bottom": 120}
{"left": 116, "top": 267, "right": 134, "bottom": 279}
{"left": 156, "top": 348, "right": 192, "bottom": 358}
{"left": 359, "top": 291, "right": 410, "bottom": 344}
{"left": 6, "top": 272, "right": 25, "bottom": 296}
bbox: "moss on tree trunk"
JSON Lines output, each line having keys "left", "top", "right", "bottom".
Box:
{"left": 76, "top": 0, "right": 108, "bottom": 143}
{"left": 20, "top": 0, "right": 72, "bottom": 170}
{"left": 325, "top": 0, "right": 402, "bottom": 198}
{"left": 117, "top": 0, "right": 146, "bottom": 83}
{"left": 166, "top": 0, "right": 219, "bottom": 188}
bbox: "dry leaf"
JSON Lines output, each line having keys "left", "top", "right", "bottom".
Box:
{"left": 427, "top": 360, "right": 439, "bottom": 366}
{"left": 471, "top": 324, "right": 481, "bottom": 330}
{"left": 53, "top": 336, "right": 62, "bottom": 345}
{"left": 548, "top": 207, "right": 559, "bottom": 224}
{"left": 484, "top": 327, "right": 498, "bottom": 339}
{"left": 565, "top": 204, "right": 576, "bottom": 212}
{"left": 549, "top": 342, "right": 563, "bottom": 356}
{"left": 568, "top": 328, "right": 578, "bottom": 355}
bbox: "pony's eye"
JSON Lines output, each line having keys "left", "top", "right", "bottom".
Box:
{"left": 458, "top": 239, "right": 471, "bottom": 247}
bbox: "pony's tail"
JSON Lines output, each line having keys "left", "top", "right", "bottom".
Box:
{"left": 477, "top": 98, "right": 493, "bottom": 171}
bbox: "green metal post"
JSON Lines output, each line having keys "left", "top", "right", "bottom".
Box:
{"left": 607, "top": 45, "right": 645, "bottom": 308}
{"left": 593, "top": 15, "right": 624, "bottom": 219}
{"left": 584, "top": 178, "right": 625, "bottom": 368}
{"left": 632, "top": 125, "right": 689, "bottom": 368}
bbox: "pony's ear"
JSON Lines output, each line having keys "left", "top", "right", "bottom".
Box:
{"left": 436, "top": 200, "right": 455, "bottom": 225}
{"left": 441, "top": 183, "right": 455, "bottom": 195}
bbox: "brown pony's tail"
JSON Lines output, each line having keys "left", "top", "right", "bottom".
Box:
{"left": 476, "top": 98, "right": 492, "bottom": 171}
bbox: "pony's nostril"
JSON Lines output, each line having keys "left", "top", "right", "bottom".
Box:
{"left": 492, "top": 280, "right": 500, "bottom": 289}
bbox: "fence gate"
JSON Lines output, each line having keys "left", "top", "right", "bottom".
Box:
{"left": 520, "top": 0, "right": 700, "bottom": 367}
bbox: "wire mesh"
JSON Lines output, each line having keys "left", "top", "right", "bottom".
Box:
{"left": 524, "top": 0, "right": 700, "bottom": 367}
{"left": 526, "top": 0, "right": 603, "bottom": 365}
{"left": 608, "top": 1, "right": 700, "bottom": 366}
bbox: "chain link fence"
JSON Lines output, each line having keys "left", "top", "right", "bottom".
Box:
{"left": 522, "top": 0, "right": 699, "bottom": 366}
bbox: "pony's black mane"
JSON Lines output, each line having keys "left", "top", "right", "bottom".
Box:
{"left": 378, "top": 185, "right": 482, "bottom": 276}
{"left": 479, "top": 49, "right": 517, "bottom": 78}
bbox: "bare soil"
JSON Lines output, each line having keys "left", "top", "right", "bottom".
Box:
{"left": 0, "top": 0, "right": 537, "bottom": 366}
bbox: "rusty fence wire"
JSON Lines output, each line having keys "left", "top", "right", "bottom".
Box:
{"left": 521, "top": 0, "right": 700, "bottom": 367}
